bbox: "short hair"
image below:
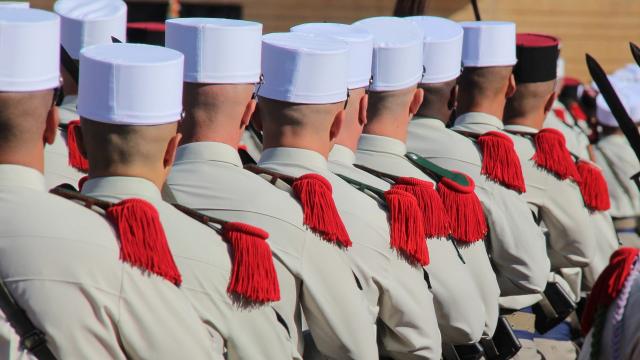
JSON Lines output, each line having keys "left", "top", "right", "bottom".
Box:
{"left": 458, "top": 66, "right": 513, "bottom": 99}
{"left": 504, "top": 80, "right": 556, "bottom": 120}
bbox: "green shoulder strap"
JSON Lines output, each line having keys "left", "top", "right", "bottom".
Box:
{"left": 335, "top": 173, "right": 387, "bottom": 208}
{"left": 405, "top": 152, "right": 470, "bottom": 187}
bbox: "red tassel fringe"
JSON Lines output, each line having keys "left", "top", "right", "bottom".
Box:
{"left": 553, "top": 108, "right": 567, "bottom": 123}
{"left": 437, "top": 174, "right": 488, "bottom": 243}
{"left": 392, "top": 177, "right": 451, "bottom": 239}
{"left": 477, "top": 131, "right": 526, "bottom": 193}
{"left": 569, "top": 102, "right": 587, "bottom": 121}
{"left": 222, "top": 222, "right": 280, "bottom": 303}
{"left": 577, "top": 160, "right": 611, "bottom": 212}
{"left": 106, "top": 198, "right": 182, "bottom": 286}
{"left": 533, "top": 128, "right": 581, "bottom": 181}
{"left": 66, "top": 120, "right": 89, "bottom": 173}
{"left": 384, "top": 188, "right": 430, "bottom": 266}
{"left": 581, "top": 247, "right": 639, "bottom": 335}
{"left": 292, "top": 173, "right": 352, "bottom": 248}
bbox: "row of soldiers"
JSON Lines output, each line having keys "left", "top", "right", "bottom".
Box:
{"left": 0, "top": 0, "right": 637, "bottom": 359}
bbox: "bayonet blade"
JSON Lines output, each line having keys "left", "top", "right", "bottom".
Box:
{"left": 630, "top": 42, "right": 640, "bottom": 67}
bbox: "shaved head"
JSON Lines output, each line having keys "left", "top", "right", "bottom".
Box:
{"left": 417, "top": 79, "right": 457, "bottom": 124}
{"left": 457, "top": 66, "right": 515, "bottom": 117}
{"left": 0, "top": 90, "right": 54, "bottom": 146}
{"left": 367, "top": 86, "right": 417, "bottom": 123}
{"left": 504, "top": 80, "right": 556, "bottom": 121}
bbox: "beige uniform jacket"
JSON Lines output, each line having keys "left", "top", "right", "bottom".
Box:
{"left": 166, "top": 141, "right": 377, "bottom": 359}
{"left": 328, "top": 143, "right": 485, "bottom": 344}
{"left": 594, "top": 133, "right": 640, "bottom": 219}
{"left": 579, "top": 274, "right": 640, "bottom": 360}
{"left": 543, "top": 101, "right": 591, "bottom": 160}
{"left": 408, "top": 117, "right": 549, "bottom": 303}
{"left": 0, "top": 165, "right": 217, "bottom": 359}
{"left": 259, "top": 147, "right": 442, "bottom": 359}
{"left": 503, "top": 125, "right": 596, "bottom": 269}
{"left": 82, "top": 176, "right": 296, "bottom": 360}
{"left": 44, "top": 95, "right": 84, "bottom": 189}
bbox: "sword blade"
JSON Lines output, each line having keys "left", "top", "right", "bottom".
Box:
{"left": 586, "top": 53, "right": 640, "bottom": 162}
{"left": 470, "top": 0, "right": 481, "bottom": 20}
{"left": 630, "top": 42, "right": 640, "bottom": 67}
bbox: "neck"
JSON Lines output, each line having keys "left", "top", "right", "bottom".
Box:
{"left": 0, "top": 145, "right": 45, "bottom": 174}
{"left": 458, "top": 96, "right": 506, "bottom": 121}
{"left": 504, "top": 113, "right": 545, "bottom": 130}
{"left": 334, "top": 116, "right": 362, "bottom": 152}
{"left": 415, "top": 110, "right": 449, "bottom": 125}
{"left": 88, "top": 165, "right": 166, "bottom": 190}
{"left": 262, "top": 127, "right": 333, "bottom": 158}
{"left": 180, "top": 114, "right": 242, "bottom": 148}
{"left": 363, "top": 116, "right": 408, "bottom": 143}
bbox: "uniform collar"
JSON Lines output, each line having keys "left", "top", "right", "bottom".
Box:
{"left": 358, "top": 134, "right": 406, "bottom": 156}
{"left": 411, "top": 116, "right": 447, "bottom": 129}
{"left": 175, "top": 141, "right": 242, "bottom": 168}
{"left": 503, "top": 124, "right": 538, "bottom": 134}
{"left": 259, "top": 147, "right": 328, "bottom": 173}
{"left": 0, "top": 165, "right": 45, "bottom": 191}
{"left": 453, "top": 112, "right": 504, "bottom": 132}
{"left": 81, "top": 176, "right": 162, "bottom": 201}
{"left": 329, "top": 144, "right": 356, "bottom": 165}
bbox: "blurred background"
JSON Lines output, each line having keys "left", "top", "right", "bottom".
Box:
{"left": 21, "top": 0, "right": 640, "bottom": 82}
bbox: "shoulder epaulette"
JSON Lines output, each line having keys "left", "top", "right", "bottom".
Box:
{"left": 405, "top": 152, "right": 488, "bottom": 243}
{"left": 244, "top": 165, "right": 351, "bottom": 248}
{"left": 59, "top": 121, "right": 89, "bottom": 173}
{"left": 475, "top": 131, "right": 526, "bottom": 193}
{"left": 531, "top": 128, "right": 581, "bottom": 182}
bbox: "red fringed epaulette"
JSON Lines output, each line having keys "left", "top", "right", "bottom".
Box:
{"left": 292, "top": 173, "right": 352, "bottom": 248}
{"left": 553, "top": 108, "right": 568, "bottom": 124}
{"left": 392, "top": 177, "right": 451, "bottom": 239}
{"left": 581, "top": 247, "right": 639, "bottom": 335}
{"left": 222, "top": 222, "right": 280, "bottom": 303}
{"left": 532, "top": 128, "right": 581, "bottom": 181}
{"left": 106, "top": 198, "right": 182, "bottom": 286}
{"left": 477, "top": 131, "right": 527, "bottom": 193}
{"left": 66, "top": 120, "right": 89, "bottom": 173}
{"left": 384, "top": 188, "right": 429, "bottom": 266}
{"left": 577, "top": 160, "right": 611, "bottom": 212}
{"left": 568, "top": 102, "right": 587, "bottom": 122}
{"left": 438, "top": 174, "right": 488, "bottom": 243}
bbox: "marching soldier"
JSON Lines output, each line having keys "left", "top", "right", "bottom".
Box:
{"left": 163, "top": 17, "right": 378, "bottom": 358}
{"left": 502, "top": 33, "right": 599, "bottom": 359}
{"left": 0, "top": 8, "right": 217, "bottom": 359}
{"left": 593, "top": 86, "right": 640, "bottom": 248}
{"left": 45, "top": 0, "right": 128, "bottom": 188}
{"left": 74, "top": 42, "right": 296, "bottom": 358}
{"left": 254, "top": 28, "right": 443, "bottom": 358}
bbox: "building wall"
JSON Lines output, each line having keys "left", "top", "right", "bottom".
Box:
{"left": 31, "top": 0, "right": 640, "bottom": 82}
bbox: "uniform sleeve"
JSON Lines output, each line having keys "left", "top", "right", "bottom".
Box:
{"left": 477, "top": 184, "right": 550, "bottom": 296}
{"left": 581, "top": 212, "right": 619, "bottom": 290}
{"left": 541, "top": 178, "right": 597, "bottom": 269}
{"left": 300, "top": 234, "right": 379, "bottom": 360}
{"left": 118, "top": 267, "right": 223, "bottom": 360}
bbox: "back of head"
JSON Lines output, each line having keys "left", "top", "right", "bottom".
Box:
{"left": 504, "top": 33, "right": 559, "bottom": 123}
{"left": 77, "top": 43, "right": 184, "bottom": 182}
{"left": 0, "top": 8, "right": 60, "bottom": 163}
{"left": 257, "top": 32, "right": 349, "bottom": 154}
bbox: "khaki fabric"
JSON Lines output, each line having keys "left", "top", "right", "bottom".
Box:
{"left": 0, "top": 165, "right": 218, "bottom": 359}
{"left": 543, "top": 101, "right": 590, "bottom": 160}
{"left": 259, "top": 147, "right": 442, "bottom": 359}
{"left": 239, "top": 128, "right": 263, "bottom": 162}
{"left": 44, "top": 96, "right": 84, "bottom": 189}
{"left": 82, "top": 176, "right": 296, "bottom": 360}
{"left": 408, "top": 116, "right": 549, "bottom": 312}
{"left": 330, "top": 141, "right": 485, "bottom": 344}
{"left": 166, "top": 141, "right": 378, "bottom": 359}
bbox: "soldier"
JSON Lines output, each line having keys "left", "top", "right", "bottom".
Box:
{"left": 163, "top": 18, "right": 377, "bottom": 358}
{"left": 502, "top": 33, "right": 599, "bottom": 359}
{"left": 74, "top": 42, "right": 296, "bottom": 358}
{"left": 254, "top": 29, "right": 443, "bottom": 358}
{"left": 0, "top": 8, "right": 217, "bottom": 359}
{"left": 593, "top": 86, "right": 640, "bottom": 248}
{"left": 45, "top": 0, "right": 128, "bottom": 188}
{"left": 579, "top": 247, "right": 640, "bottom": 360}
{"left": 290, "top": 18, "right": 486, "bottom": 350}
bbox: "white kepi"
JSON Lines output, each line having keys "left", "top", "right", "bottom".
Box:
{"left": 352, "top": 16, "right": 423, "bottom": 91}
{"left": 165, "top": 18, "right": 263, "bottom": 84}
{"left": 0, "top": 8, "right": 59, "bottom": 91}
{"left": 596, "top": 83, "right": 640, "bottom": 127}
{"left": 54, "top": 0, "right": 127, "bottom": 60}
{"left": 407, "top": 16, "right": 464, "bottom": 84}
{"left": 460, "top": 21, "right": 517, "bottom": 68}
{"left": 290, "top": 22, "right": 373, "bottom": 90}
{"left": 78, "top": 43, "right": 184, "bottom": 125}
{"left": 259, "top": 32, "right": 349, "bottom": 104}
{"left": 0, "top": 1, "right": 29, "bottom": 8}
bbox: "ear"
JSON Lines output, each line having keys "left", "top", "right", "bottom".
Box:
{"left": 506, "top": 73, "right": 517, "bottom": 98}
{"left": 358, "top": 93, "right": 369, "bottom": 127}
{"left": 543, "top": 91, "right": 556, "bottom": 114}
{"left": 163, "top": 132, "right": 182, "bottom": 170}
{"left": 409, "top": 87, "right": 424, "bottom": 116}
{"left": 44, "top": 105, "right": 60, "bottom": 145}
{"left": 240, "top": 99, "right": 257, "bottom": 131}
{"left": 448, "top": 84, "right": 459, "bottom": 110}
{"left": 330, "top": 108, "right": 345, "bottom": 141}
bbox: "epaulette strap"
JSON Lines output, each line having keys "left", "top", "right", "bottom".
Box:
{"left": 245, "top": 165, "right": 352, "bottom": 248}
{"left": 336, "top": 173, "right": 429, "bottom": 266}
{"left": 172, "top": 204, "right": 280, "bottom": 304}
{"left": 476, "top": 131, "right": 526, "bottom": 193}
{"left": 406, "top": 152, "right": 488, "bottom": 243}
{"left": 532, "top": 128, "right": 581, "bottom": 182}
{"left": 50, "top": 185, "right": 182, "bottom": 286}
